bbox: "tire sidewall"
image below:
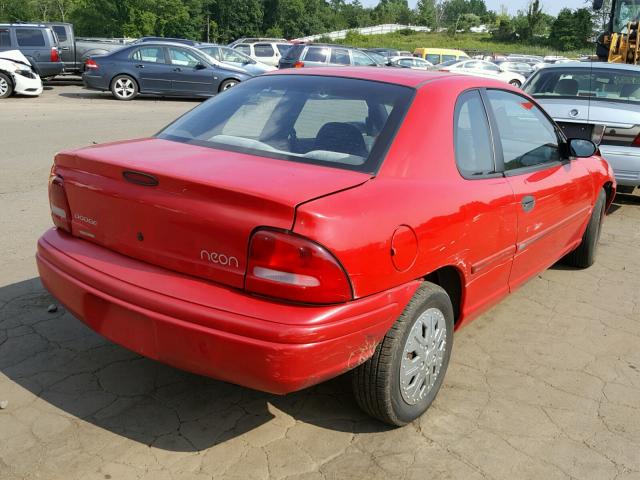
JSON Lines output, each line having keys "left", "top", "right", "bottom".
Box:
{"left": 0, "top": 73, "right": 13, "bottom": 99}
{"left": 389, "top": 288, "right": 454, "bottom": 424}
{"left": 111, "top": 75, "right": 138, "bottom": 101}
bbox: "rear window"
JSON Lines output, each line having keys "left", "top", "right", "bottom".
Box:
{"left": 276, "top": 43, "right": 291, "bottom": 55}
{"left": 0, "top": 29, "right": 10, "bottom": 48}
{"left": 158, "top": 75, "right": 414, "bottom": 173}
{"left": 52, "top": 25, "right": 67, "bottom": 42}
{"left": 283, "top": 44, "right": 304, "bottom": 61}
{"left": 524, "top": 68, "right": 640, "bottom": 104}
{"left": 16, "top": 28, "right": 45, "bottom": 47}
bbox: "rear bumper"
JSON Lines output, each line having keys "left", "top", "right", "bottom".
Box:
{"left": 82, "top": 72, "right": 109, "bottom": 91}
{"left": 599, "top": 145, "right": 640, "bottom": 187}
{"left": 36, "top": 229, "right": 418, "bottom": 394}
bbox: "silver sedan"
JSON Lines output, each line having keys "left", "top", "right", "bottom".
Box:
{"left": 524, "top": 62, "right": 640, "bottom": 194}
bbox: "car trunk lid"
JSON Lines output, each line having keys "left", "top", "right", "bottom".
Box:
{"left": 54, "top": 138, "right": 370, "bottom": 288}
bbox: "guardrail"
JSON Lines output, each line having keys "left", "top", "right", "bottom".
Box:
{"left": 294, "top": 24, "right": 431, "bottom": 42}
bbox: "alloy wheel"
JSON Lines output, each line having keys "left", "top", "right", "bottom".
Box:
{"left": 114, "top": 78, "right": 135, "bottom": 99}
{"left": 0, "top": 77, "right": 9, "bottom": 97}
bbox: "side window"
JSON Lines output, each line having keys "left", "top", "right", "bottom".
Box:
{"left": 168, "top": 48, "right": 200, "bottom": 67}
{"left": 304, "top": 47, "right": 329, "bottom": 63}
{"left": 454, "top": 90, "right": 495, "bottom": 177}
{"left": 352, "top": 50, "right": 376, "bottom": 66}
{"left": 481, "top": 63, "right": 500, "bottom": 72}
{"left": 235, "top": 44, "right": 251, "bottom": 56}
{"left": 0, "top": 29, "right": 10, "bottom": 47}
{"left": 276, "top": 44, "right": 291, "bottom": 55}
{"left": 426, "top": 54, "right": 440, "bottom": 64}
{"left": 204, "top": 47, "right": 221, "bottom": 61}
{"left": 131, "top": 47, "right": 165, "bottom": 64}
{"left": 486, "top": 89, "right": 561, "bottom": 171}
{"left": 399, "top": 59, "right": 413, "bottom": 67}
{"left": 330, "top": 48, "right": 350, "bottom": 65}
{"left": 52, "top": 25, "right": 67, "bottom": 43}
{"left": 254, "top": 43, "right": 274, "bottom": 57}
{"left": 16, "top": 29, "right": 45, "bottom": 47}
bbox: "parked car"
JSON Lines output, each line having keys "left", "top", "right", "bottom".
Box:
{"left": 38, "top": 67, "right": 615, "bottom": 426}
{"left": 228, "top": 37, "right": 287, "bottom": 48}
{"left": 82, "top": 42, "right": 250, "bottom": 100}
{"left": 524, "top": 62, "right": 640, "bottom": 194}
{"left": 413, "top": 47, "right": 469, "bottom": 65}
{"left": 493, "top": 60, "right": 534, "bottom": 79}
{"left": 278, "top": 44, "right": 380, "bottom": 69}
{"left": 0, "top": 49, "right": 42, "bottom": 98}
{"left": 44, "top": 22, "right": 130, "bottom": 74}
{"left": 0, "top": 23, "right": 63, "bottom": 78}
{"left": 389, "top": 56, "right": 433, "bottom": 70}
{"left": 439, "top": 59, "right": 527, "bottom": 87}
{"left": 198, "top": 44, "right": 276, "bottom": 75}
{"left": 232, "top": 39, "right": 292, "bottom": 67}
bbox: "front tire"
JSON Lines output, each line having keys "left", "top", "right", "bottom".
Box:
{"left": 352, "top": 282, "right": 454, "bottom": 426}
{"left": 564, "top": 188, "right": 606, "bottom": 268}
{"left": 509, "top": 79, "right": 522, "bottom": 87}
{"left": 219, "top": 79, "right": 239, "bottom": 92}
{"left": 0, "top": 73, "right": 14, "bottom": 99}
{"left": 111, "top": 75, "right": 138, "bottom": 101}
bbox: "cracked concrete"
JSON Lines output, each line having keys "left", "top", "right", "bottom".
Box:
{"left": 1, "top": 82, "right": 640, "bottom": 480}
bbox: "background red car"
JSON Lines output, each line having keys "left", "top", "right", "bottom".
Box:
{"left": 37, "top": 68, "right": 615, "bottom": 426}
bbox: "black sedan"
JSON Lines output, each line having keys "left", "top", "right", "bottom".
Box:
{"left": 82, "top": 42, "right": 251, "bottom": 100}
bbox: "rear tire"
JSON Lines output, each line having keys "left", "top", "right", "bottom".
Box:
{"left": 219, "top": 79, "right": 239, "bottom": 92}
{"left": 111, "top": 74, "right": 138, "bottom": 101}
{"left": 0, "top": 73, "right": 13, "bottom": 99}
{"left": 564, "top": 189, "right": 606, "bottom": 268}
{"left": 352, "top": 282, "right": 454, "bottom": 426}
{"left": 509, "top": 79, "right": 522, "bottom": 87}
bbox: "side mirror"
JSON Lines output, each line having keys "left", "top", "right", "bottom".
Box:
{"left": 195, "top": 62, "right": 207, "bottom": 70}
{"left": 593, "top": 0, "right": 603, "bottom": 11}
{"left": 568, "top": 138, "right": 597, "bottom": 158}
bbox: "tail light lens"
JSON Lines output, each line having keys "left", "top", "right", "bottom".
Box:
{"left": 245, "top": 229, "right": 352, "bottom": 304}
{"left": 294, "top": 61, "right": 304, "bottom": 68}
{"left": 632, "top": 132, "right": 640, "bottom": 147}
{"left": 85, "top": 58, "right": 98, "bottom": 70}
{"left": 48, "top": 172, "right": 71, "bottom": 232}
{"left": 51, "top": 47, "right": 60, "bottom": 62}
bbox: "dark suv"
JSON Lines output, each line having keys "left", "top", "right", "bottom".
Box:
{"left": 279, "top": 44, "right": 381, "bottom": 69}
{"left": 0, "top": 23, "right": 63, "bottom": 78}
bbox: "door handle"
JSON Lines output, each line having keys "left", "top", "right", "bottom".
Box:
{"left": 173, "top": 67, "right": 182, "bottom": 72}
{"left": 135, "top": 64, "right": 144, "bottom": 68}
{"left": 521, "top": 195, "right": 536, "bottom": 212}
{"left": 60, "top": 46, "right": 70, "bottom": 51}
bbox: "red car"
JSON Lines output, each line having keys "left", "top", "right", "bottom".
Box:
{"left": 37, "top": 68, "right": 615, "bottom": 426}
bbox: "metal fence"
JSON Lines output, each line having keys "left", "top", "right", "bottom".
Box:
{"left": 294, "top": 24, "right": 431, "bottom": 42}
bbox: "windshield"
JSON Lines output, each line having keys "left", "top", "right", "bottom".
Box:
{"left": 524, "top": 67, "right": 640, "bottom": 103}
{"left": 614, "top": 0, "right": 640, "bottom": 32}
{"left": 158, "top": 75, "right": 415, "bottom": 173}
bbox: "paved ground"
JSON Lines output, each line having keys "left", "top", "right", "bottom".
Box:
{"left": 1, "top": 82, "right": 640, "bottom": 480}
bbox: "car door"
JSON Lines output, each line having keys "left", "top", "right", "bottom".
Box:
{"left": 129, "top": 46, "right": 172, "bottom": 93}
{"left": 14, "top": 28, "right": 46, "bottom": 65}
{"left": 484, "top": 89, "right": 594, "bottom": 291}
{"left": 452, "top": 89, "right": 518, "bottom": 315}
{"left": 167, "top": 46, "right": 216, "bottom": 95}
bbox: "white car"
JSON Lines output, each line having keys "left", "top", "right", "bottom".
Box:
{"left": 440, "top": 59, "right": 527, "bottom": 87}
{"left": 389, "top": 56, "right": 433, "bottom": 70}
{"left": 232, "top": 41, "right": 292, "bottom": 67}
{"left": 0, "top": 50, "right": 43, "bottom": 99}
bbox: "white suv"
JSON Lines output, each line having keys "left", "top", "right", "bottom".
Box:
{"left": 232, "top": 39, "right": 292, "bottom": 67}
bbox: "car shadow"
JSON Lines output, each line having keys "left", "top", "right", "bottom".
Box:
{"left": 57, "top": 91, "right": 204, "bottom": 102}
{"left": 609, "top": 191, "right": 640, "bottom": 215}
{"left": 0, "top": 278, "right": 389, "bottom": 452}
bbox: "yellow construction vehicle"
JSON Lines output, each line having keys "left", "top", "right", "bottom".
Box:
{"left": 594, "top": 0, "right": 640, "bottom": 63}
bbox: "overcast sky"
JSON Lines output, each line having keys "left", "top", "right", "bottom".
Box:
{"left": 361, "top": 0, "right": 589, "bottom": 15}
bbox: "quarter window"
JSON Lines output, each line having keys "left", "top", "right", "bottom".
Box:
{"left": 330, "top": 48, "right": 350, "bottom": 65}
{"left": 16, "top": 29, "right": 45, "bottom": 47}
{"left": 486, "top": 90, "right": 561, "bottom": 171}
{"left": 52, "top": 25, "right": 67, "bottom": 42}
{"left": 254, "top": 43, "right": 274, "bottom": 57}
{"left": 131, "top": 47, "right": 165, "bottom": 64}
{"left": 454, "top": 90, "right": 495, "bottom": 177}
{"left": 0, "top": 29, "right": 10, "bottom": 47}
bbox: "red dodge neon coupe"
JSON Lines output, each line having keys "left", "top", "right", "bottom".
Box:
{"left": 37, "top": 68, "right": 616, "bottom": 426}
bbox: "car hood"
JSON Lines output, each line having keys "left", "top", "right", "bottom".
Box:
{"left": 0, "top": 49, "right": 32, "bottom": 68}
{"left": 534, "top": 97, "right": 640, "bottom": 127}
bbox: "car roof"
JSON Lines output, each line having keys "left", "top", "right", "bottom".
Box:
{"left": 539, "top": 61, "right": 640, "bottom": 72}
{"left": 266, "top": 66, "right": 514, "bottom": 89}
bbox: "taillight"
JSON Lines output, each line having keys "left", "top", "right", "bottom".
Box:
{"left": 632, "top": 132, "right": 640, "bottom": 147}
{"left": 51, "top": 47, "right": 60, "bottom": 62}
{"left": 245, "top": 229, "right": 352, "bottom": 304}
{"left": 85, "top": 58, "right": 98, "bottom": 70}
{"left": 294, "top": 61, "right": 304, "bottom": 68}
{"left": 48, "top": 172, "right": 71, "bottom": 232}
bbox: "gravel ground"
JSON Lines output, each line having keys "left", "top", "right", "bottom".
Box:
{"left": 1, "top": 80, "right": 639, "bottom": 480}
